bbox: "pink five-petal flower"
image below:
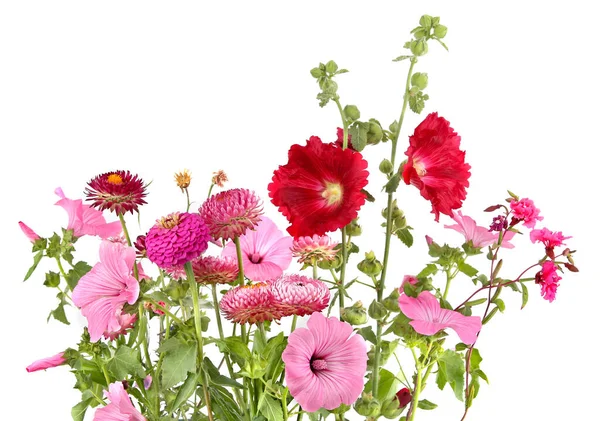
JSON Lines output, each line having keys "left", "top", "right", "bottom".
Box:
{"left": 94, "top": 381, "right": 146, "bottom": 421}
{"left": 398, "top": 291, "right": 482, "bottom": 345}
{"left": 444, "top": 211, "right": 515, "bottom": 249}
{"left": 282, "top": 312, "right": 367, "bottom": 412}
{"left": 26, "top": 352, "right": 66, "bottom": 373}
{"left": 222, "top": 216, "right": 293, "bottom": 281}
{"left": 72, "top": 241, "right": 140, "bottom": 342}
{"left": 55, "top": 187, "right": 122, "bottom": 239}
{"left": 18, "top": 221, "right": 41, "bottom": 242}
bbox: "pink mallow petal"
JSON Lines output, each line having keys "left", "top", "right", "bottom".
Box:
{"left": 19, "top": 221, "right": 41, "bottom": 242}
{"left": 95, "top": 381, "right": 146, "bottom": 421}
{"left": 26, "top": 352, "right": 66, "bottom": 373}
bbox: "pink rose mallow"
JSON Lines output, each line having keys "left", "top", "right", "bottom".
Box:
{"left": 104, "top": 312, "right": 137, "bottom": 341}
{"left": 271, "top": 274, "right": 330, "bottom": 316}
{"left": 72, "top": 241, "right": 140, "bottom": 342}
{"left": 399, "top": 291, "right": 482, "bottom": 344}
{"left": 510, "top": 197, "right": 543, "bottom": 228}
{"left": 282, "top": 312, "right": 367, "bottom": 412}
{"left": 26, "top": 352, "right": 67, "bottom": 373}
{"left": 535, "top": 261, "right": 562, "bottom": 302}
{"left": 444, "top": 210, "right": 515, "bottom": 249}
{"left": 18, "top": 221, "right": 42, "bottom": 243}
{"left": 94, "top": 381, "right": 146, "bottom": 421}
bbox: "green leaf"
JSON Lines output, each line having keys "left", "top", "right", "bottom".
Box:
{"left": 358, "top": 326, "right": 377, "bottom": 344}
{"left": 417, "top": 263, "right": 438, "bottom": 278}
{"left": 203, "top": 357, "right": 244, "bottom": 389}
{"left": 71, "top": 398, "right": 92, "bottom": 421}
{"left": 457, "top": 261, "right": 478, "bottom": 277}
{"left": 210, "top": 385, "right": 242, "bottom": 421}
{"left": 263, "top": 332, "right": 287, "bottom": 381}
{"left": 44, "top": 271, "right": 61, "bottom": 288}
{"left": 493, "top": 298, "right": 505, "bottom": 312}
{"left": 214, "top": 336, "right": 252, "bottom": 368}
{"left": 65, "top": 262, "right": 92, "bottom": 291}
{"left": 383, "top": 173, "right": 400, "bottom": 193}
{"left": 376, "top": 369, "right": 401, "bottom": 402}
{"left": 393, "top": 55, "right": 412, "bottom": 62}
{"left": 397, "top": 227, "right": 414, "bottom": 248}
{"left": 160, "top": 338, "right": 197, "bottom": 389}
{"left": 418, "top": 399, "right": 438, "bottom": 410}
{"left": 482, "top": 307, "right": 499, "bottom": 325}
{"left": 436, "top": 363, "right": 447, "bottom": 390}
{"left": 107, "top": 345, "right": 145, "bottom": 379}
{"left": 48, "top": 301, "right": 70, "bottom": 325}
{"left": 24, "top": 250, "right": 44, "bottom": 281}
{"left": 349, "top": 124, "right": 367, "bottom": 152}
{"left": 520, "top": 282, "right": 529, "bottom": 309}
{"left": 361, "top": 188, "right": 376, "bottom": 202}
{"left": 167, "top": 371, "right": 200, "bottom": 412}
{"left": 465, "top": 298, "right": 487, "bottom": 307}
{"left": 438, "top": 350, "right": 465, "bottom": 401}
{"left": 470, "top": 348, "right": 482, "bottom": 371}
{"left": 408, "top": 91, "right": 429, "bottom": 114}
{"left": 259, "top": 394, "right": 284, "bottom": 421}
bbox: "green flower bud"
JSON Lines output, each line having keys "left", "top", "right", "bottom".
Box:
{"left": 347, "top": 218, "right": 362, "bottom": 236}
{"left": 354, "top": 394, "right": 381, "bottom": 417}
{"left": 419, "top": 15, "right": 433, "bottom": 29}
{"left": 413, "top": 28, "right": 427, "bottom": 40}
{"left": 434, "top": 24, "right": 448, "bottom": 39}
{"left": 411, "top": 72, "right": 429, "bottom": 90}
{"left": 368, "top": 299, "right": 388, "bottom": 320}
{"left": 165, "top": 280, "right": 187, "bottom": 301}
{"left": 357, "top": 251, "right": 383, "bottom": 277}
{"left": 344, "top": 104, "right": 361, "bottom": 122}
{"left": 367, "top": 119, "right": 383, "bottom": 144}
{"left": 381, "top": 397, "right": 405, "bottom": 419}
{"left": 317, "top": 253, "right": 342, "bottom": 270}
{"left": 310, "top": 67, "right": 324, "bottom": 78}
{"left": 382, "top": 200, "right": 402, "bottom": 219}
{"left": 394, "top": 214, "right": 407, "bottom": 230}
{"left": 341, "top": 301, "right": 368, "bottom": 325}
{"left": 322, "top": 79, "right": 338, "bottom": 94}
{"left": 410, "top": 40, "right": 428, "bottom": 56}
{"left": 325, "top": 60, "right": 338, "bottom": 74}
{"left": 242, "top": 355, "right": 267, "bottom": 379}
{"left": 379, "top": 158, "right": 393, "bottom": 174}
{"left": 382, "top": 289, "right": 401, "bottom": 312}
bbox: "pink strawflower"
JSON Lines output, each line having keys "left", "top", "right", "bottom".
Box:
{"left": 145, "top": 212, "right": 210, "bottom": 269}
{"left": 510, "top": 197, "right": 543, "bottom": 228}
{"left": 282, "top": 312, "right": 367, "bottom": 412}
{"left": 26, "top": 352, "right": 66, "bottom": 373}
{"left": 291, "top": 234, "right": 339, "bottom": 264}
{"left": 85, "top": 170, "right": 148, "bottom": 215}
{"left": 103, "top": 312, "right": 137, "bottom": 341}
{"left": 163, "top": 265, "right": 187, "bottom": 280}
{"left": 192, "top": 256, "right": 239, "bottom": 284}
{"left": 220, "top": 282, "right": 284, "bottom": 324}
{"left": 18, "top": 221, "right": 41, "bottom": 242}
{"left": 55, "top": 187, "right": 122, "bottom": 239}
{"left": 399, "top": 291, "right": 482, "bottom": 344}
{"left": 530, "top": 228, "right": 571, "bottom": 258}
{"left": 271, "top": 274, "right": 330, "bottom": 316}
{"left": 72, "top": 241, "right": 140, "bottom": 342}
{"left": 535, "top": 261, "right": 561, "bottom": 302}
{"left": 445, "top": 211, "right": 515, "bottom": 249}
{"left": 94, "top": 381, "right": 146, "bottom": 421}
{"left": 222, "top": 216, "right": 292, "bottom": 281}
{"left": 199, "top": 188, "right": 263, "bottom": 241}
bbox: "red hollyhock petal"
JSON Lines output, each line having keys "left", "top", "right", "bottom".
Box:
{"left": 402, "top": 112, "right": 471, "bottom": 221}
{"left": 268, "top": 136, "right": 369, "bottom": 237}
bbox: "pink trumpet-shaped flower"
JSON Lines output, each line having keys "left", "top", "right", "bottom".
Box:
{"left": 18, "top": 221, "right": 41, "bottom": 242}
{"left": 72, "top": 241, "right": 140, "bottom": 342}
{"left": 94, "top": 381, "right": 146, "bottom": 421}
{"left": 222, "top": 216, "right": 293, "bottom": 281}
{"left": 399, "top": 291, "right": 482, "bottom": 344}
{"left": 444, "top": 211, "right": 514, "bottom": 249}
{"left": 55, "top": 187, "right": 122, "bottom": 239}
{"left": 26, "top": 352, "right": 66, "bottom": 373}
{"left": 282, "top": 312, "right": 367, "bottom": 412}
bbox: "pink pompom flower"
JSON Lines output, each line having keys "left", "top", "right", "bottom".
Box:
{"left": 220, "top": 282, "right": 285, "bottom": 324}
{"left": 535, "top": 261, "right": 561, "bottom": 302}
{"left": 192, "top": 256, "right": 239, "bottom": 285}
{"left": 222, "top": 216, "right": 293, "bottom": 281}
{"left": 26, "top": 352, "right": 67, "bottom": 373}
{"left": 282, "top": 312, "right": 367, "bottom": 412}
{"left": 93, "top": 381, "right": 146, "bottom": 421}
{"left": 399, "top": 291, "right": 482, "bottom": 345}
{"left": 530, "top": 227, "right": 571, "bottom": 259}
{"left": 271, "top": 274, "right": 330, "bottom": 317}
{"left": 291, "top": 234, "right": 339, "bottom": 264}
{"left": 510, "top": 197, "right": 543, "bottom": 229}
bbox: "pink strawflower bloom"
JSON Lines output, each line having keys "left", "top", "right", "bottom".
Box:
{"left": 192, "top": 256, "right": 239, "bottom": 284}
{"left": 220, "top": 282, "right": 285, "bottom": 324}
{"left": 271, "top": 274, "right": 330, "bottom": 316}
{"left": 282, "top": 312, "right": 367, "bottom": 412}
{"left": 55, "top": 187, "right": 122, "bottom": 239}
{"left": 94, "top": 381, "right": 146, "bottom": 421}
{"left": 72, "top": 241, "right": 140, "bottom": 342}
{"left": 199, "top": 188, "right": 263, "bottom": 241}
{"left": 222, "top": 216, "right": 293, "bottom": 281}
{"left": 85, "top": 170, "right": 148, "bottom": 215}
{"left": 26, "top": 352, "right": 66, "bottom": 373}
{"left": 291, "top": 234, "right": 339, "bottom": 264}
{"left": 18, "top": 221, "right": 41, "bottom": 242}
{"left": 399, "top": 291, "right": 482, "bottom": 344}
{"left": 510, "top": 197, "right": 543, "bottom": 228}
{"left": 535, "top": 261, "right": 561, "bottom": 302}
{"left": 104, "top": 312, "right": 137, "bottom": 341}
{"left": 145, "top": 212, "right": 210, "bottom": 269}
{"left": 445, "top": 211, "right": 515, "bottom": 249}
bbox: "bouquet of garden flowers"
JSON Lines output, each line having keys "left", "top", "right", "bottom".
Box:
{"left": 20, "top": 15, "right": 578, "bottom": 421}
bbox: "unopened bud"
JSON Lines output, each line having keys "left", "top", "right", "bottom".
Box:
{"left": 379, "top": 159, "right": 393, "bottom": 174}
{"left": 368, "top": 300, "right": 388, "bottom": 320}
{"left": 341, "top": 301, "right": 368, "bottom": 325}
{"left": 434, "top": 24, "right": 448, "bottom": 38}
{"left": 410, "top": 40, "right": 428, "bottom": 56}
{"left": 354, "top": 394, "right": 381, "bottom": 417}
{"left": 394, "top": 214, "right": 408, "bottom": 230}
{"left": 367, "top": 119, "right": 383, "bottom": 144}
{"left": 317, "top": 253, "right": 342, "bottom": 270}
{"left": 357, "top": 251, "right": 383, "bottom": 276}
{"left": 411, "top": 72, "right": 429, "bottom": 90}
{"left": 322, "top": 79, "right": 338, "bottom": 95}
{"left": 344, "top": 104, "right": 360, "bottom": 122}
{"left": 380, "top": 397, "right": 405, "bottom": 419}
{"left": 382, "top": 289, "right": 401, "bottom": 312}
{"left": 419, "top": 15, "right": 433, "bottom": 29}
{"left": 347, "top": 218, "right": 362, "bottom": 236}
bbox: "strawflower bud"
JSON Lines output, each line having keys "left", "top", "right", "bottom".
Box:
{"left": 174, "top": 169, "right": 191, "bottom": 191}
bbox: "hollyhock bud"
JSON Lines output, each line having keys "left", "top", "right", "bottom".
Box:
{"left": 396, "top": 387, "right": 412, "bottom": 408}
{"left": 367, "top": 119, "right": 384, "bottom": 145}
{"left": 344, "top": 104, "right": 361, "bottom": 122}
{"left": 382, "top": 289, "right": 401, "bottom": 312}
{"left": 379, "top": 159, "right": 393, "bottom": 174}
{"left": 368, "top": 300, "right": 388, "bottom": 320}
{"left": 410, "top": 39, "right": 428, "bottom": 56}
{"left": 322, "top": 79, "right": 338, "bottom": 94}
{"left": 354, "top": 393, "right": 381, "bottom": 417}
{"left": 357, "top": 251, "right": 383, "bottom": 276}
{"left": 395, "top": 213, "right": 408, "bottom": 230}
{"left": 347, "top": 218, "right": 363, "bottom": 236}
{"left": 411, "top": 72, "right": 429, "bottom": 90}
{"left": 434, "top": 24, "right": 448, "bottom": 38}
{"left": 380, "top": 396, "right": 405, "bottom": 419}
{"left": 341, "top": 301, "right": 368, "bottom": 325}
{"left": 317, "top": 253, "right": 343, "bottom": 270}
{"left": 419, "top": 15, "right": 433, "bottom": 29}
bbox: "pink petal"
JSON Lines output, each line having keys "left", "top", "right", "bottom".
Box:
{"left": 26, "top": 352, "right": 66, "bottom": 373}
{"left": 244, "top": 260, "right": 284, "bottom": 282}
{"left": 19, "top": 221, "right": 41, "bottom": 242}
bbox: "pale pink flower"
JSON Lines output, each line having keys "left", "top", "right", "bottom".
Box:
{"left": 103, "top": 312, "right": 137, "bottom": 341}
{"left": 94, "top": 381, "right": 146, "bottom": 421}
{"left": 282, "top": 312, "right": 367, "bottom": 412}
{"left": 192, "top": 256, "right": 239, "bottom": 284}
{"left": 55, "top": 187, "right": 122, "bottom": 239}
{"left": 72, "top": 241, "right": 140, "bottom": 342}
{"left": 399, "top": 291, "right": 482, "bottom": 344}
{"left": 220, "top": 282, "right": 285, "bottom": 324}
{"left": 26, "top": 352, "right": 66, "bottom": 373}
{"left": 222, "top": 216, "right": 293, "bottom": 281}
{"left": 271, "top": 274, "right": 330, "bottom": 316}
{"left": 510, "top": 197, "right": 543, "bottom": 228}
{"left": 291, "top": 234, "right": 339, "bottom": 264}
{"left": 535, "top": 261, "right": 561, "bottom": 302}
{"left": 445, "top": 211, "right": 514, "bottom": 249}
{"left": 18, "top": 221, "right": 41, "bottom": 242}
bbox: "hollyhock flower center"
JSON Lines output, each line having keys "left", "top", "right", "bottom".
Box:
{"left": 413, "top": 159, "right": 427, "bottom": 176}
{"left": 249, "top": 253, "right": 263, "bottom": 264}
{"left": 322, "top": 182, "right": 343, "bottom": 206}
{"left": 107, "top": 173, "right": 124, "bottom": 185}
{"left": 158, "top": 213, "right": 181, "bottom": 229}
{"left": 310, "top": 358, "right": 328, "bottom": 371}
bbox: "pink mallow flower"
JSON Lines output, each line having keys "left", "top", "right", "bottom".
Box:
{"left": 222, "top": 216, "right": 293, "bottom": 282}
{"left": 26, "top": 352, "right": 66, "bottom": 373}
{"left": 510, "top": 197, "right": 543, "bottom": 228}
{"left": 55, "top": 187, "right": 122, "bottom": 239}
{"left": 399, "top": 291, "right": 482, "bottom": 344}
{"left": 18, "top": 221, "right": 41, "bottom": 242}
{"left": 535, "top": 261, "right": 561, "bottom": 302}
{"left": 103, "top": 312, "right": 137, "bottom": 341}
{"left": 94, "top": 381, "right": 146, "bottom": 421}
{"left": 282, "top": 312, "right": 367, "bottom": 412}
{"left": 444, "top": 211, "right": 514, "bottom": 249}
{"left": 72, "top": 241, "right": 140, "bottom": 342}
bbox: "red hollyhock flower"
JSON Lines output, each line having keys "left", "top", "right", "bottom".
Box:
{"left": 268, "top": 136, "right": 369, "bottom": 237}
{"left": 402, "top": 113, "right": 471, "bottom": 221}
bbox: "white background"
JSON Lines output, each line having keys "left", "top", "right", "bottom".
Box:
{"left": 1, "top": 1, "right": 598, "bottom": 420}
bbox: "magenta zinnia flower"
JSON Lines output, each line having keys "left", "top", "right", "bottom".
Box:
{"left": 55, "top": 187, "right": 122, "bottom": 239}
{"left": 282, "top": 312, "right": 367, "bottom": 412}
{"left": 220, "top": 282, "right": 285, "bottom": 324}
{"left": 222, "top": 216, "right": 293, "bottom": 281}
{"left": 291, "top": 234, "right": 339, "bottom": 264}
{"left": 402, "top": 113, "right": 471, "bottom": 222}
{"left": 145, "top": 212, "right": 210, "bottom": 269}
{"left": 445, "top": 211, "right": 515, "bottom": 249}
{"left": 94, "top": 381, "right": 146, "bottom": 421}
{"left": 399, "top": 291, "right": 482, "bottom": 344}
{"left": 26, "top": 352, "right": 66, "bottom": 373}
{"left": 85, "top": 170, "right": 147, "bottom": 215}
{"left": 535, "top": 261, "right": 561, "bottom": 302}
{"left": 192, "top": 256, "right": 239, "bottom": 284}
{"left": 72, "top": 241, "right": 140, "bottom": 342}
{"left": 271, "top": 274, "right": 330, "bottom": 316}
{"left": 510, "top": 197, "right": 543, "bottom": 228}
{"left": 199, "top": 188, "right": 263, "bottom": 241}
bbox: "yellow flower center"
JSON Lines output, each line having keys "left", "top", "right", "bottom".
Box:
{"left": 321, "top": 182, "right": 343, "bottom": 206}
{"left": 107, "top": 173, "right": 124, "bottom": 185}
{"left": 158, "top": 213, "right": 181, "bottom": 229}
{"left": 413, "top": 159, "right": 427, "bottom": 177}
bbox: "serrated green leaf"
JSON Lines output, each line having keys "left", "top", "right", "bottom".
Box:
{"left": 71, "top": 398, "right": 92, "bottom": 421}
{"left": 438, "top": 350, "right": 465, "bottom": 401}
{"left": 397, "top": 227, "right": 414, "bottom": 247}
{"left": 24, "top": 250, "right": 44, "bottom": 281}
{"left": 417, "top": 263, "right": 438, "bottom": 278}
{"left": 48, "top": 301, "right": 70, "bottom": 325}
{"left": 204, "top": 357, "right": 244, "bottom": 389}
{"left": 259, "top": 394, "right": 283, "bottom": 421}
{"left": 349, "top": 124, "right": 367, "bottom": 152}
{"left": 160, "top": 338, "right": 197, "bottom": 389}
{"left": 436, "top": 364, "right": 447, "bottom": 390}
{"left": 383, "top": 172, "right": 401, "bottom": 193}
{"left": 457, "top": 261, "right": 478, "bottom": 277}
{"left": 520, "top": 282, "right": 529, "bottom": 309}
{"left": 210, "top": 385, "right": 242, "bottom": 421}
{"left": 65, "top": 262, "right": 92, "bottom": 291}
{"left": 418, "top": 399, "right": 438, "bottom": 410}
{"left": 214, "top": 336, "right": 252, "bottom": 368}
{"left": 358, "top": 326, "right": 377, "bottom": 344}
{"left": 107, "top": 345, "right": 145, "bottom": 379}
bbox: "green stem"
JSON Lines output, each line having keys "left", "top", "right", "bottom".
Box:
{"left": 442, "top": 268, "right": 453, "bottom": 301}
{"left": 338, "top": 227, "right": 348, "bottom": 318}
{"left": 234, "top": 236, "right": 245, "bottom": 285}
{"left": 118, "top": 213, "right": 139, "bottom": 280}
{"left": 144, "top": 298, "right": 185, "bottom": 325}
{"left": 185, "top": 188, "right": 191, "bottom": 212}
{"left": 137, "top": 303, "right": 154, "bottom": 372}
